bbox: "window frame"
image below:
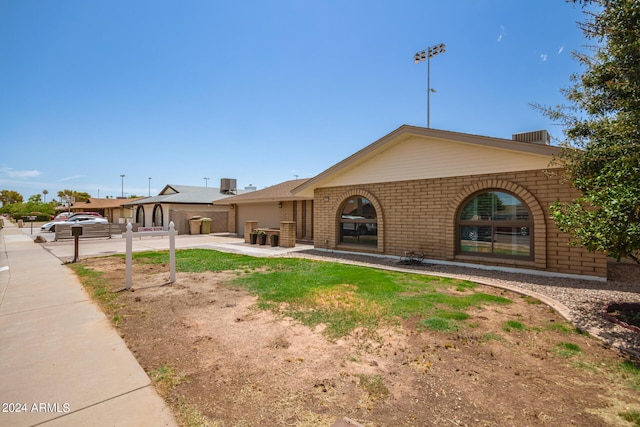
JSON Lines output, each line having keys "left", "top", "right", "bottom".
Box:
{"left": 152, "top": 204, "right": 163, "bottom": 227}
{"left": 457, "top": 191, "right": 534, "bottom": 260}
{"left": 338, "top": 196, "right": 378, "bottom": 247}
{"left": 135, "top": 206, "right": 145, "bottom": 226}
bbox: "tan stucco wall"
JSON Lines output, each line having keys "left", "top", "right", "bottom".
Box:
{"left": 313, "top": 169, "right": 607, "bottom": 279}
{"left": 236, "top": 202, "right": 281, "bottom": 236}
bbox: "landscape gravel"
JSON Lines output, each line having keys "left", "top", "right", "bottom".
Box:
{"left": 288, "top": 249, "right": 640, "bottom": 359}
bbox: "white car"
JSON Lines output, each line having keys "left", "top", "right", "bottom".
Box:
{"left": 41, "top": 215, "right": 108, "bottom": 232}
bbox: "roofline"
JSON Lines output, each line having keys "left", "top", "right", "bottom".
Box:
{"left": 123, "top": 199, "right": 220, "bottom": 206}
{"left": 215, "top": 196, "right": 311, "bottom": 205}
{"left": 293, "top": 125, "right": 560, "bottom": 194}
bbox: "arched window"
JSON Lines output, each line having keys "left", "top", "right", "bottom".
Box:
{"left": 458, "top": 191, "right": 532, "bottom": 258}
{"left": 339, "top": 196, "right": 377, "bottom": 246}
{"left": 152, "top": 204, "right": 163, "bottom": 227}
{"left": 135, "top": 206, "right": 145, "bottom": 226}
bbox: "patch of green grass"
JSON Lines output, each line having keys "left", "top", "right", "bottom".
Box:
{"left": 503, "top": 320, "right": 527, "bottom": 332}
{"left": 520, "top": 295, "right": 542, "bottom": 304}
{"left": 96, "top": 249, "right": 514, "bottom": 339}
{"left": 149, "top": 365, "right": 184, "bottom": 392}
{"left": 420, "top": 316, "right": 460, "bottom": 332}
{"left": 544, "top": 322, "right": 575, "bottom": 334}
{"left": 619, "top": 410, "right": 640, "bottom": 426}
{"left": 176, "top": 398, "right": 217, "bottom": 427}
{"left": 233, "top": 261, "right": 510, "bottom": 338}
{"left": 618, "top": 361, "right": 640, "bottom": 390}
{"left": 554, "top": 342, "right": 582, "bottom": 358}
{"left": 356, "top": 374, "right": 390, "bottom": 400}
{"left": 418, "top": 309, "right": 469, "bottom": 332}
{"left": 67, "top": 263, "right": 120, "bottom": 307}
{"left": 455, "top": 281, "right": 477, "bottom": 292}
{"left": 133, "top": 249, "right": 294, "bottom": 272}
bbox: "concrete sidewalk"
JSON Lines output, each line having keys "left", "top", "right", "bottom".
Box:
{"left": 0, "top": 221, "right": 178, "bottom": 427}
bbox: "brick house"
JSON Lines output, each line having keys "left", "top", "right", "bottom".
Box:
{"left": 292, "top": 125, "right": 607, "bottom": 280}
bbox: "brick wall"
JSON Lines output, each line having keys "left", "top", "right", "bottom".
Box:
{"left": 313, "top": 169, "right": 607, "bottom": 278}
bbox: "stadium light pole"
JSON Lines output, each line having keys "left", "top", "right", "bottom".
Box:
{"left": 120, "top": 174, "right": 125, "bottom": 198}
{"left": 414, "top": 43, "right": 446, "bottom": 128}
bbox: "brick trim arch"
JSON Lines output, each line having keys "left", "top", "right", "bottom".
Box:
{"left": 445, "top": 180, "right": 547, "bottom": 269}
{"left": 334, "top": 189, "right": 384, "bottom": 252}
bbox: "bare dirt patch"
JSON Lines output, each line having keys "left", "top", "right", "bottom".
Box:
{"left": 81, "top": 256, "right": 640, "bottom": 427}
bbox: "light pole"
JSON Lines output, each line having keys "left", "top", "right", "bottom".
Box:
{"left": 414, "top": 43, "right": 446, "bottom": 128}
{"left": 120, "top": 174, "right": 125, "bottom": 198}
{"left": 148, "top": 177, "right": 152, "bottom": 196}
{"left": 203, "top": 177, "right": 209, "bottom": 188}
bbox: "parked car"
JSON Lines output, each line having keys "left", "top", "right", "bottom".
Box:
{"left": 52, "top": 211, "right": 102, "bottom": 221}
{"left": 41, "top": 215, "right": 108, "bottom": 232}
{"left": 52, "top": 212, "right": 74, "bottom": 221}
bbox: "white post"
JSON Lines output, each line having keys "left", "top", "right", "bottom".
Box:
{"left": 169, "top": 221, "right": 176, "bottom": 283}
{"left": 125, "top": 222, "right": 133, "bottom": 290}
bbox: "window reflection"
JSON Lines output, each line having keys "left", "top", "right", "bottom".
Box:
{"left": 458, "top": 192, "right": 532, "bottom": 258}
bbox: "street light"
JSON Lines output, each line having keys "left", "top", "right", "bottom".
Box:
{"left": 148, "top": 177, "right": 152, "bottom": 196}
{"left": 120, "top": 174, "right": 125, "bottom": 198}
{"left": 414, "top": 43, "right": 446, "bottom": 128}
{"left": 203, "top": 177, "right": 209, "bottom": 187}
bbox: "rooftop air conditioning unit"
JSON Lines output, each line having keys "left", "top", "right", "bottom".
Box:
{"left": 512, "top": 130, "right": 551, "bottom": 145}
{"left": 220, "top": 178, "right": 237, "bottom": 195}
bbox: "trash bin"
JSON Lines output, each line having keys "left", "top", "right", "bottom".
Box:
{"left": 189, "top": 216, "right": 203, "bottom": 235}
{"left": 200, "top": 217, "right": 212, "bottom": 234}
{"left": 17, "top": 219, "right": 24, "bottom": 228}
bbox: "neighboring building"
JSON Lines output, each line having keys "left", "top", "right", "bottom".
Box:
{"left": 292, "top": 125, "right": 608, "bottom": 280}
{"left": 123, "top": 182, "right": 248, "bottom": 234}
{"left": 216, "top": 179, "right": 313, "bottom": 241}
{"left": 70, "top": 197, "right": 144, "bottom": 224}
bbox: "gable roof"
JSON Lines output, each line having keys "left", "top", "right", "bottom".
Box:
{"left": 215, "top": 179, "right": 312, "bottom": 205}
{"left": 71, "top": 197, "right": 145, "bottom": 210}
{"left": 292, "top": 125, "right": 561, "bottom": 197}
{"left": 123, "top": 184, "right": 248, "bottom": 206}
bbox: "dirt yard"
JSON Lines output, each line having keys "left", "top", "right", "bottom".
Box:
{"left": 79, "top": 256, "right": 640, "bottom": 427}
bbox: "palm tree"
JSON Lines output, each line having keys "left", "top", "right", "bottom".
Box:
{"left": 43, "top": 189, "right": 48, "bottom": 203}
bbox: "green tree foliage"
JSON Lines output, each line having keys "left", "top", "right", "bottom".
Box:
{"left": 28, "top": 194, "right": 42, "bottom": 203}
{"left": 0, "top": 190, "right": 24, "bottom": 206}
{"left": 539, "top": 0, "right": 640, "bottom": 263}
{"left": 0, "top": 192, "right": 55, "bottom": 219}
{"left": 57, "top": 189, "right": 91, "bottom": 203}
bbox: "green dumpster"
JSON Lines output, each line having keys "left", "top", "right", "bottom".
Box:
{"left": 200, "top": 217, "right": 212, "bottom": 234}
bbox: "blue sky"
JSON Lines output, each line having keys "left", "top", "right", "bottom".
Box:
{"left": 1, "top": 0, "right": 588, "bottom": 200}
